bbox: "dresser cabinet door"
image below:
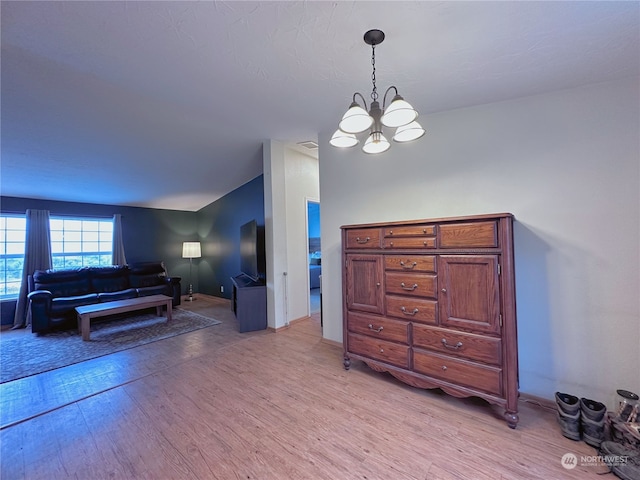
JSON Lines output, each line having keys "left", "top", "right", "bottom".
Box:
{"left": 346, "top": 254, "right": 385, "bottom": 315}
{"left": 439, "top": 255, "right": 500, "bottom": 335}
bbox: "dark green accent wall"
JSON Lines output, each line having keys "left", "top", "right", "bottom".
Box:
{"left": 196, "top": 175, "right": 265, "bottom": 299}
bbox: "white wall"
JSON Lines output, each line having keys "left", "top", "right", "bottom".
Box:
{"left": 264, "top": 141, "right": 320, "bottom": 329}
{"left": 283, "top": 146, "right": 320, "bottom": 321}
{"left": 318, "top": 77, "right": 640, "bottom": 407}
{"left": 263, "top": 140, "right": 288, "bottom": 330}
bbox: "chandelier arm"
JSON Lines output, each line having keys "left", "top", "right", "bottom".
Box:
{"left": 352, "top": 92, "right": 369, "bottom": 112}
{"left": 382, "top": 86, "right": 399, "bottom": 110}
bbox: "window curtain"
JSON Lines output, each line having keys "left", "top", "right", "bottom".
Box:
{"left": 112, "top": 214, "right": 127, "bottom": 266}
{"left": 12, "top": 209, "right": 52, "bottom": 329}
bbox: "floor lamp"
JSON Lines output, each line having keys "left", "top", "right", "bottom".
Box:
{"left": 182, "top": 242, "right": 201, "bottom": 301}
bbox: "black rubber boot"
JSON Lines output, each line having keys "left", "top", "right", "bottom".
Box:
{"left": 555, "top": 392, "right": 581, "bottom": 441}
{"left": 581, "top": 397, "right": 606, "bottom": 448}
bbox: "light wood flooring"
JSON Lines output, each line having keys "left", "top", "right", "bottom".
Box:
{"left": 1, "top": 295, "right": 606, "bottom": 479}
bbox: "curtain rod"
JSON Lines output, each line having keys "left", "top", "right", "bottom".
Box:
{"left": 0, "top": 210, "right": 118, "bottom": 219}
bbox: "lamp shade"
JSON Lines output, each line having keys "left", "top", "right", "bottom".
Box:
{"left": 381, "top": 95, "right": 418, "bottom": 128}
{"left": 329, "top": 129, "right": 359, "bottom": 148}
{"left": 362, "top": 132, "right": 390, "bottom": 154}
{"left": 393, "top": 121, "right": 425, "bottom": 143}
{"left": 339, "top": 103, "right": 373, "bottom": 134}
{"left": 182, "top": 242, "right": 201, "bottom": 259}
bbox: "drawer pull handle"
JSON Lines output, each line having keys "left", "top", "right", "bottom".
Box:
{"left": 401, "top": 282, "right": 418, "bottom": 291}
{"left": 401, "top": 306, "right": 419, "bottom": 316}
{"left": 380, "top": 348, "right": 384, "bottom": 353}
{"left": 400, "top": 261, "right": 417, "bottom": 269}
{"left": 442, "top": 365, "right": 448, "bottom": 371}
{"left": 368, "top": 324, "right": 384, "bottom": 333}
{"left": 441, "top": 339, "right": 463, "bottom": 350}
{"left": 389, "top": 230, "right": 393, "bottom": 235}
{"left": 423, "top": 228, "right": 427, "bottom": 234}
{"left": 441, "top": 288, "right": 447, "bottom": 293}
{"left": 356, "top": 236, "right": 371, "bottom": 244}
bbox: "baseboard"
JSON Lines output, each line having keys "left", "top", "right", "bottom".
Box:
{"left": 268, "top": 315, "right": 311, "bottom": 333}
{"left": 519, "top": 392, "right": 556, "bottom": 411}
{"left": 288, "top": 316, "right": 309, "bottom": 326}
{"left": 321, "top": 338, "right": 342, "bottom": 349}
{"left": 268, "top": 324, "right": 290, "bottom": 333}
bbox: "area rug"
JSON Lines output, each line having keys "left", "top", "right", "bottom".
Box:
{"left": 0, "top": 308, "right": 221, "bottom": 383}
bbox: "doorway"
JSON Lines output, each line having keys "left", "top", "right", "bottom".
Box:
{"left": 306, "top": 200, "right": 321, "bottom": 315}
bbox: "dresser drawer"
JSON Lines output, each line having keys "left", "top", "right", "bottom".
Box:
{"left": 383, "top": 237, "right": 436, "bottom": 249}
{"left": 348, "top": 333, "right": 410, "bottom": 368}
{"left": 346, "top": 228, "right": 382, "bottom": 249}
{"left": 385, "top": 295, "right": 437, "bottom": 324}
{"left": 383, "top": 225, "right": 436, "bottom": 237}
{"left": 385, "top": 255, "right": 436, "bottom": 273}
{"left": 412, "top": 325, "right": 502, "bottom": 365}
{"left": 413, "top": 349, "right": 502, "bottom": 395}
{"left": 385, "top": 272, "right": 437, "bottom": 299}
{"left": 347, "top": 312, "right": 410, "bottom": 344}
{"left": 439, "top": 221, "right": 498, "bottom": 248}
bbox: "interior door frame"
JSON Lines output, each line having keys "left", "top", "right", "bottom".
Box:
{"left": 305, "top": 198, "right": 320, "bottom": 317}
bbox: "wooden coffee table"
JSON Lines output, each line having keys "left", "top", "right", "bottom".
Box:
{"left": 75, "top": 294, "right": 173, "bottom": 341}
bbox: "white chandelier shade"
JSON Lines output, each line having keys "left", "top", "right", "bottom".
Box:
{"left": 339, "top": 102, "right": 373, "bottom": 134}
{"left": 330, "top": 29, "right": 425, "bottom": 155}
{"left": 329, "top": 129, "right": 359, "bottom": 148}
{"left": 393, "top": 121, "right": 426, "bottom": 143}
{"left": 362, "top": 131, "right": 390, "bottom": 154}
{"left": 381, "top": 95, "right": 418, "bottom": 128}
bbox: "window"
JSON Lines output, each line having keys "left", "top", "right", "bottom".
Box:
{"left": 0, "top": 214, "right": 114, "bottom": 299}
{"left": 0, "top": 215, "right": 27, "bottom": 299}
{"left": 50, "top": 217, "right": 113, "bottom": 269}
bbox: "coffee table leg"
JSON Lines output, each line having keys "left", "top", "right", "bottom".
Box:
{"left": 166, "top": 300, "right": 172, "bottom": 321}
{"left": 81, "top": 314, "right": 91, "bottom": 341}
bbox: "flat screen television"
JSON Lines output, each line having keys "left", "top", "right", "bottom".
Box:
{"left": 240, "top": 219, "right": 260, "bottom": 281}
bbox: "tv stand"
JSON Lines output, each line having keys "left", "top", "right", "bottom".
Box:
{"left": 231, "top": 274, "right": 267, "bottom": 332}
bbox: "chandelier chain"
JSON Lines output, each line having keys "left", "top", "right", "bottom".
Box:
{"left": 370, "top": 44, "right": 378, "bottom": 102}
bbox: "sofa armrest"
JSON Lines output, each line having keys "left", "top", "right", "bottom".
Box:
{"left": 166, "top": 276, "right": 182, "bottom": 307}
{"left": 27, "top": 290, "right": 53, "bottom": 334}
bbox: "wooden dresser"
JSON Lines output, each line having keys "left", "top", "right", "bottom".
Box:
{"left": 341, "top": 213, "right": 519, "bottom": 428}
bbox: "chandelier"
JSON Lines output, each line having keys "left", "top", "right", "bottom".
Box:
{"left": 330, "top": 29, "right": 425, "bottom": 154}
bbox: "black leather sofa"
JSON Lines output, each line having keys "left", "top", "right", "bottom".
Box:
{"left": 27, "top": 262, "right": 181, "bottom": 334}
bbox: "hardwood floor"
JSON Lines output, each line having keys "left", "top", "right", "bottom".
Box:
{"left": 1, "top": 295, "right": 605, "bottom": 479}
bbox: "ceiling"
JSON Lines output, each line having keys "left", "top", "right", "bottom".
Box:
{"left": 2, "top": 1, "right": 638, "bottom": 211}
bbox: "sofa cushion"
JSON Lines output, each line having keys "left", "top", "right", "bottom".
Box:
{"left": 51, "top": 293, "right": 99, "bottom": 316}
{"left": 97, "top": 288, "right": 138, "bottom": 303}
{"left": 91, "top": 266, "right": 130, "bottom": 293}
{"left": 136, "top": 285, "right": 168, "bottom": 297}
{"left": 33, "top": 268, "right": 92, "bottom": 297}
{"left": 130, "top": 274, "right": 165, "bottom": 288}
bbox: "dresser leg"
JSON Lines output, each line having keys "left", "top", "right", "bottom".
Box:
{"left": 504, "top": 410, "right": 519, "bottom": 429}
{"left": 343, "top": 356, "right": 351, "bottom": 370}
